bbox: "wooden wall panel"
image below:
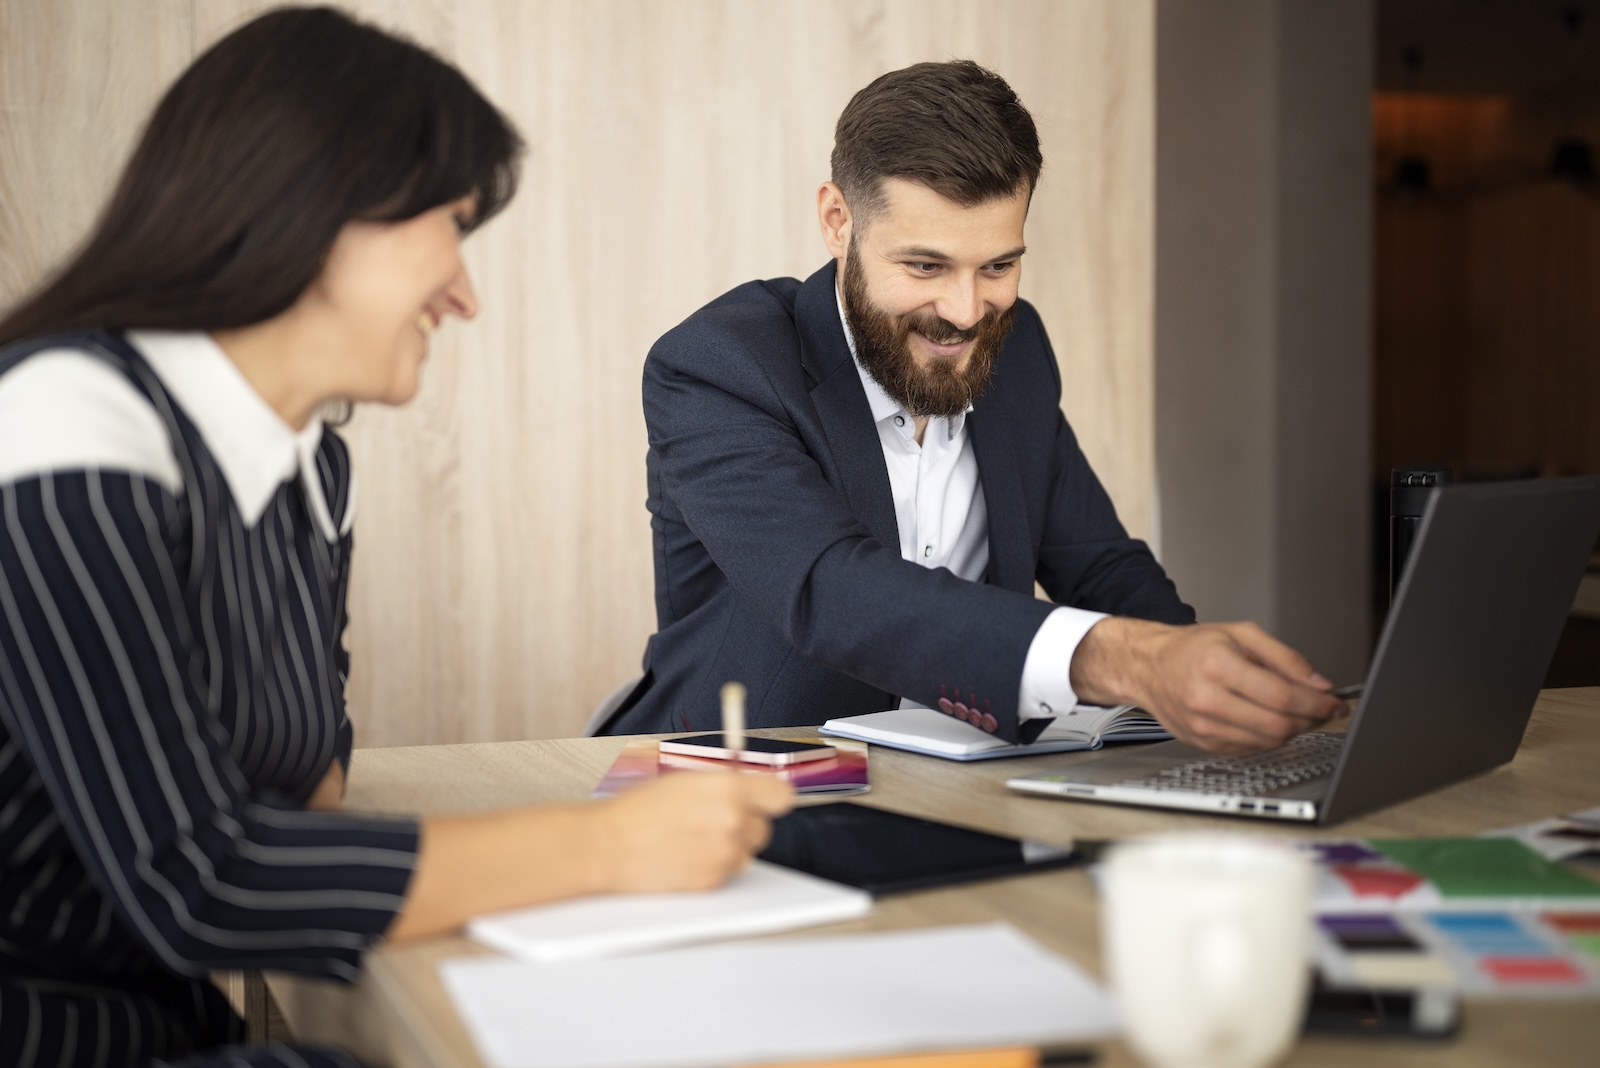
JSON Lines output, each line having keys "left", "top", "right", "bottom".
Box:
{"left": 0, "top": 0, "right": 193, "bottom": 301}
{"left": 0, "top": 0, "right": 1156, "bottom": 745}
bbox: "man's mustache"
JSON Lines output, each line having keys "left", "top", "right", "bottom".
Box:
{"left": 900, "top": 314, "right": 986, "bottom": 346}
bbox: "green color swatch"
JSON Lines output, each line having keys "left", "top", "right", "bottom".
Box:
{"left": 1371, "top": 838, "right": 1600, "bottom": 899}
{"left": 1569, "top": 933, "right": 1600, "bottom": 961}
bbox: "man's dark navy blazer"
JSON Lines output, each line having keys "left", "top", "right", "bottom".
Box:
{"left": 605, "top": 261, "right": 1194, "bottom": 741}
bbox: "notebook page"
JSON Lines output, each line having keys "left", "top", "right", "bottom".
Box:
{"left": 441, "top": 923, "right": 1117, "bottom": 1068}
{"left": 1055, "top": 705, "right": 1169, "bottom": 742}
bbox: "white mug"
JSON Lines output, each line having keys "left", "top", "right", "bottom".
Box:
{"left": 1100, "top": 833, "right": 1313, "bottom": 1068}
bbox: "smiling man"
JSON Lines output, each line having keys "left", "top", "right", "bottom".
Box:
{"left": 604, "top": 61, "right": 1346, "bottom": 753}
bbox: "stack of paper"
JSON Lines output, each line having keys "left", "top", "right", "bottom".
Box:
{"left": 441, "top": 923, "right": 1117, "bottom": 1068}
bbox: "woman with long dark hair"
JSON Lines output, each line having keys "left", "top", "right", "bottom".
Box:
{"left": 0, "top": 8, "right": 790, "bottom": 1066}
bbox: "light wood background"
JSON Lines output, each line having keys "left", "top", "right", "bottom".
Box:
{"left": 0, "top": 0, "right": 1156, "bottom": 745}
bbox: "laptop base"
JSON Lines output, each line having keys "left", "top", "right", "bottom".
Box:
{"left": 1006, "top": 774, "right": 1322, "bottom": 821}
{"left": 1009, "top": 730, "right": 1338, "bottom": 822}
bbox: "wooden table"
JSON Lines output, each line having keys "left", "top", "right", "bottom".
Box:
{"left": 269, "top": 688, "right": 1600, "bottom": 1068}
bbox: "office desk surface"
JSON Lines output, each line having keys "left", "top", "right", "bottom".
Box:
{"left": 269, "top": 687, "right": 1600, "bottom": 1068}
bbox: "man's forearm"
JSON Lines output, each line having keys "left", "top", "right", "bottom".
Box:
{"left": 1068, "top": 616, "right": 1166, "bottom": 707}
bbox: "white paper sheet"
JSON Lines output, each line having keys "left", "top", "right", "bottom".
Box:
{"left": 440, "top": 923, "right": 1117, "bottom": 1068}
{"left": 467, "top": 860, "right": 871, "bottom": 962}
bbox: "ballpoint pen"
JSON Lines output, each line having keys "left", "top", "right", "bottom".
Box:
{"left": 721, "top": 681, "right": 746, "bottom": 760}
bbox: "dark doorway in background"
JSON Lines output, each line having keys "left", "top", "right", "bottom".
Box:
{"left": 1375, "top": 0, "right": 1600, "bottom": 685}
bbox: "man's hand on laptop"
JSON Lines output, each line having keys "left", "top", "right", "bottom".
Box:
{"left": 1069, "top": 618, "right": 1349, "bottom": 754}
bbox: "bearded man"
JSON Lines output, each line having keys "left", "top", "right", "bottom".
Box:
{"left": 603, "top": 61, "right": 1346, "bottom": 753}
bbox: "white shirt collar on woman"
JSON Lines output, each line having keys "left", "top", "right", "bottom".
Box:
{"left": 0, "top": 330, "right": 349, "bottom": 541}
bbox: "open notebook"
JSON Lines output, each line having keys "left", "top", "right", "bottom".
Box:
{"left": 467, "top": 860, "right": 871, "bottom": 962}
{"left": 821, "top": 705, "right": 1169, "bottom": 761}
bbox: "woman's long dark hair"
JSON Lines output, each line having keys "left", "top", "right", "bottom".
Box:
{"left": 0, "top": 5, "right": 522, "bottom": 346}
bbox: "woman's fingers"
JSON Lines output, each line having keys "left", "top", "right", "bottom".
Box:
{"left": 597, "top": 769, "right": 794, "bottom": 893}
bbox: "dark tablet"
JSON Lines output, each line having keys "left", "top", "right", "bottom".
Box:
{"left": 757, "top": 802, "right": 1080, "bottom": 895}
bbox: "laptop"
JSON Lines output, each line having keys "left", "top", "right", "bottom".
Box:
{"left": 1007, "top": 477, "right": 1600, "bottom": 825}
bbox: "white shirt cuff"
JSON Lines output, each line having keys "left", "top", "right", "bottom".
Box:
{"left": 1018, "top": 607, "right": 1109, "bottom": 720}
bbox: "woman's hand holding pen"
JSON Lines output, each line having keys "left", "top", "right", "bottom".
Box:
{"left": 591, "top": 771, "right": 794, "bottom": 893}
{"left": 387, "top": 770, "right": 792, "bottom": 944}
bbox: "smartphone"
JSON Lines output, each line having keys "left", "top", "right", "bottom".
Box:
{"left": 657, "top": 734, "right": 837, "bottom": 766}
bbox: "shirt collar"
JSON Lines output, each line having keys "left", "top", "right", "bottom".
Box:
{"left": 835, "top": 283, "right": 969, "bottom": 439}
{"left": 126, "top": 330, "right": 341, "bottom": 540}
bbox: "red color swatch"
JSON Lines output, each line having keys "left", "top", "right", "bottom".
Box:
{"left": 1542, "top": 913, "right": 1600, "bottom": 934}
{"left": 1333, "top": 864, "right": 1426, "bottom": 899}
{"left": 1480, "top": 957, "right": 1585, "bottom": 983}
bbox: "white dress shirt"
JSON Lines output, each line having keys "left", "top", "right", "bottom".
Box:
{"left": 836, "top": 287, "right": 1105, "bottom": 719}
{"left": 0, "top": 331, "right": 352, "bottom": 541}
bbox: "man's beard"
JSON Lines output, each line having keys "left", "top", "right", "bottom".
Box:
{"left": 841, "top": 244, "right": 1015, "bottom": 419}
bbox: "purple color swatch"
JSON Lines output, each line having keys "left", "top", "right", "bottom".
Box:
{"left": 1311, "top": 841, "right": 1387, "bottom": 864}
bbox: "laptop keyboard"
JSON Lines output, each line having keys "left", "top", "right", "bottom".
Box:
{"left": 1117, "top": 731, "right": 1345, "bottom": 796}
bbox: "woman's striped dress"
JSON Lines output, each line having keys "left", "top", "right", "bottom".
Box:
{"left": 0, "top": 330, "right": 421, "bottom": 1067}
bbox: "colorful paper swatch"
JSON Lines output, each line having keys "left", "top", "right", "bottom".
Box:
{"left": 1543, "top": 912, "right": 1600, "bottom": 963}
{"left": 1478, "top": 957, "right": 1585, "bottom": 983}
{"left": 1370, "top": 838, "right": 1600, "bottom": 900}
{"left": 1306, "top": 836, "right": 1600, "bottom": 996}
{"left": 1321, "top": 913, "right": 1425, "bottom": 951}
{"left": 1309, "top": 841, "right": 1386, "bottom": 865}
{"left": 1329, "top": 864, "right": 1426, "bottom": 900}
{"left": 1430, "top": 912, "right": 1550, "bottom": 955}
{"left": 594, "top": 738, "right": 871, "bottom": 798}
{"left": 1306, "top": 837, "right": 1600, "bottom": 912}
{"left": 1316, "top": 913, "right": 1458, "bottom": 987}
{"left": 1316, "top": 908, "right": 1600, "bottom": 996}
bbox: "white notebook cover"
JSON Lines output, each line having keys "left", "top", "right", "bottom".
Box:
{"left": 821, "top": 706, "right": 1161, "bottom": 761}
{"left": 466, "top": 859, "right": 872, "bottom": 962}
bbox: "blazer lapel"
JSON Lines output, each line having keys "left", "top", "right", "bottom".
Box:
{"left": 968, "top": 396, "right": 1036, "bottom": 595}
{"left": 794, "top": 263, "right": 900, "bottom": 548}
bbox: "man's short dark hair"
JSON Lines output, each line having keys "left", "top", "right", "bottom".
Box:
{"left": 830, "top": 59, "right": 1042, "bottom": 224}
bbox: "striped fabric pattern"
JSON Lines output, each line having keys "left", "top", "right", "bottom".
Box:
{"left": 0, "top": 331, "right": 420, "bottom": 1066}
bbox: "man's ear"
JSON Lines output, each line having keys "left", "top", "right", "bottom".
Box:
{"left": 817, "top": 181, "right": 852, "bottom": 260}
